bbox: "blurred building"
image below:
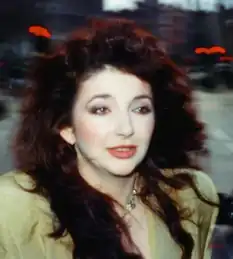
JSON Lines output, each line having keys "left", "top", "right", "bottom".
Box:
{"left": 35, "top": 0, "right": 103, "bottom": 40}
{"left": 102, "top": 1, "right": 158, "bottom": 35}
{"left": 0, "top": 1, "right": 38, "bottom": 57}
{"left": 204, "top": 11, "right": 222, "bottom": 46}
{"left": 225, "top": 17, "right": 233, "bottom": 56}
{"left": 144, "top": 0, "right": 158, "bottom": 8}
{"left": 156, "top": 4, "right": 189, "bottom": 55}
{"left": 0, "top": 0, "right": 104, "bottom": 57}
{"left": 217, "top": 5, "right": 233, "bottom": 55}
{"left": 0, "top": 1, "right": 35, "bottom": 39}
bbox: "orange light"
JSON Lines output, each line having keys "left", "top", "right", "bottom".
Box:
{"left": 210, "top": 46, "right": 226, "bottom": 54}
{"left": 195, "top": 47, "right": 209, "bottom": 54}
{"left": 29, "top": 26, "right": 51, "bottom": 38}
{"left": 195, "top": 46, "right": 226, "bottom": 55}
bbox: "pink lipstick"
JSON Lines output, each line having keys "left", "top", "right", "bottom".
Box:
{"left": 107, "top": 145, "right": 137, "bottom": 159}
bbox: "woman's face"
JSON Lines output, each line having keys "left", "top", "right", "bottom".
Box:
{"left": 60, "top": 66, "right": 155, "bottom": 177}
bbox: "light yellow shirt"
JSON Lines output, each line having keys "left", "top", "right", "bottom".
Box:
{"left": 0, "top": 170, "right": 219, "bottom": 259}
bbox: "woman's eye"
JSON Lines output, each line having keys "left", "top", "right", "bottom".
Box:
{"left": 89, "top": 106, "right": 110, "bottom": 115}
{"left": 133, "top": 106, "right": 152, "bottom": 114}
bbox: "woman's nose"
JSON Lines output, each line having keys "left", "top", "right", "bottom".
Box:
{"left": 115, "top": 114, "right": 134, "bottom": 138}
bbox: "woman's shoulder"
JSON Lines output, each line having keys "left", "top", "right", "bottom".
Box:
{"left": 0, "top": 171, "right": 51, "bottom": 231}
{"left": 172, "top": 169, "right": 219, "bottom": 224}
{"left": 163, "top": 168, "right": 218, "bottom": 202}
{"left": 183, "top": 169, "right": 218, "bottom": 200}
{"left": 0, "top": 172, "right": 73, "bottom": 257}
{"left": 182, "top": 169, "right": 219, "bottom": 204}
{"left": 0, "top": 171, "right": 36, "bottom": 204}
{"left": 163, "top": 168, "right": 219, "bottom": 218}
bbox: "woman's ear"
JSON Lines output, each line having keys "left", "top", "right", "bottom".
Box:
{"left": 59, "top": 127, "right": 76, "bottom": 145}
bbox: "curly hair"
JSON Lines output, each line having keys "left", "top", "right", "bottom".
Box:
{"left": 13, "top": 19, "right": 214, "bottom": 259}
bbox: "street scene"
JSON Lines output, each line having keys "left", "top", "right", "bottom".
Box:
{"left": 1, "top": 0, "right": 233, "bottom": 258}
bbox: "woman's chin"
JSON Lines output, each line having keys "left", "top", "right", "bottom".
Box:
{"left": 108, "top": 167, "right": 136, "bottom": 178}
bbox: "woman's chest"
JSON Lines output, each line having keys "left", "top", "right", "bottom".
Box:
{"left": 143, "top": 211, "right": 200, "bottom": 259}
{"left": 127, "top": 215, "right": 152, "bottom": 259}
{"left": 125, "top": 205, "right": 183, "bottom": 259}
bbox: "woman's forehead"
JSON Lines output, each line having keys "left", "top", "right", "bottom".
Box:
{"left": 76, "top": 67, "right": 152, "bottom": 102}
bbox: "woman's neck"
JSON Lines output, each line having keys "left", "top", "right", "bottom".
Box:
{"left": 79, "top": 163, "right": 138, "bottom": 207}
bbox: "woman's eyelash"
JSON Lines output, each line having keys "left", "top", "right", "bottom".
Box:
{"left": 133, "top": 106, "right": 152, "bottom": 114}
{"left": 89, "top": 106, "right": 110, "bottom": 115}
{"left": 89, "top": 105, "right": 152, "bottom": 115}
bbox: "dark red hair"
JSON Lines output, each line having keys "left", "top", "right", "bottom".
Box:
{"left": 13, "top": 19, "right": 214, "bottom": 259}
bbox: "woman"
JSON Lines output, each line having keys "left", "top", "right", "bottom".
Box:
{"left": 0, "top": 19, "right": 219, "bottom": 259}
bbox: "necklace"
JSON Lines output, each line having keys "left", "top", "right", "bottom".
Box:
{"left": 125, "top": 175, "right": 138, "bottom": 214}
{"left": 125, "top": 188, "right": 137, "bottom": 213}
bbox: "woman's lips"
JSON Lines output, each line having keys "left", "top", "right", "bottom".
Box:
{"left": 107, "top": 145, "right": 137, "bottom": 159}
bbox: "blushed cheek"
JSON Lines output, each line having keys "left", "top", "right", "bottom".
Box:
{"left": 75, "top": 121, "right": 106, "bottom": 149}
{"left": 76, "top": 124, "right": 97, "bottom": 144}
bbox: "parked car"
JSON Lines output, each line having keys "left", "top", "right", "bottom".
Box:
{"left": 187, "top": 66, "right": 215, "bottom": 90}
{"left": 8, "top": 67, "right": 26, "bottom": 88}
{"left": 3, "top": 57, "right": 30, "bottom": 96}
{"left": 188, "top": 63, "right": 233, "bottom": 90}
{"left": 211, "top": 63, "right": 233, "bottom": 89}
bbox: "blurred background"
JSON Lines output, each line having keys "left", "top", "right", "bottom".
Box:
{"left": 0, "top": 0, "right": 233, "bottom": 257}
